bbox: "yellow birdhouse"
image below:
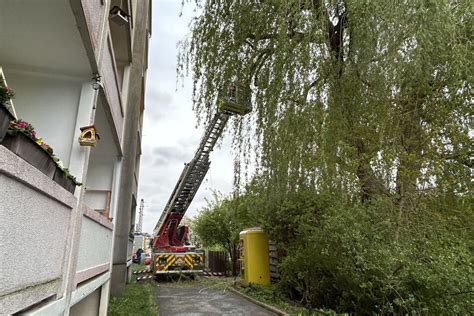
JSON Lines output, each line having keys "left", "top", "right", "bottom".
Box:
{"left": 78, "top": 125, "right": 99, "bottom": 147}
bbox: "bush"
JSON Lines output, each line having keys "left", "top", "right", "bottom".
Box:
{"left": 275, "top": 196, "right": 473, "bottom": 314}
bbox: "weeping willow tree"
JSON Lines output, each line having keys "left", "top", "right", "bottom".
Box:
{"left": 179, "top": 0, "right": 472, "bottom": 208}
{"left": 180, "top": 1, "right": 472, "bottom": 312}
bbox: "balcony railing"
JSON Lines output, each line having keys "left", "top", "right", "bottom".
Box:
{"left": 74, "top": 205, "right": 114, "bottom": 286}
{"left": 0, "top": 145, "right": 76, "bottom": 314}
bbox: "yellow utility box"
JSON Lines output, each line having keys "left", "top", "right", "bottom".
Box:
{"left": 239, "top": 228, "right": 270, "bottom": 285}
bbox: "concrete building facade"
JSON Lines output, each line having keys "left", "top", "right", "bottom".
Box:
{"left": 0, "top": 0, "right": 151, "bottom": 314}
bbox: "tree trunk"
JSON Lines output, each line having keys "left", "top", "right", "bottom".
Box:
{"left": 396, "top": 97, "right": 424, "bottom": 204}
{"left": 394, "top": 94, "right": 425, "bottom": 241}
{"left": 326, "top": 5, "right": 384, "bottom": 202}
{"left": 355, "top": 138, "right": 386, "bottom": 202}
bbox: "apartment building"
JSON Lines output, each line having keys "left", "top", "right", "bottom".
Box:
{"left": 0, "top": 0, "right": 151, "bottom": 314}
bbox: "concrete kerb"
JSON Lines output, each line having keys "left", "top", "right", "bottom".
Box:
{"left": 228, "top": 286, "right": 289, "bottom": 316}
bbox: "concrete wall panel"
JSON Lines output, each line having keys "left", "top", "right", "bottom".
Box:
{"left": 0, "top": 146, "right": 76, "bottom": 314}
{"left": 70, "top": 287, "right": 100, "bottom": 316}
{"left": 0, "top": 175, "right": 70, "bottom": 294}
{"left": 76, "top": 215, "right": 113, "bottom": 273}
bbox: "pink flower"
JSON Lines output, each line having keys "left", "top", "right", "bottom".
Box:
{"left": 17, "top": 121, "right": 28, "bottom": 128}
{"left": 31, "top": 131, "right": 37, "bottom": 138}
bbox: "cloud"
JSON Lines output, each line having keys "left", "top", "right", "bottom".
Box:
{"left": 145, "top": 88, "right": 174, "bottom": 121}
{"left": 151, "top": 145, "right": 189, "bottom": 165}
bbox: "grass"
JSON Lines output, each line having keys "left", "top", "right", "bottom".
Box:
{"left": 131, "top": 263, "right": 148, "bottom": 272}
{"left": 237, "top": 282, "right": 307, "bottom": 315}
{"left": 235, "top": 281, "right": 342, "bottom": 316}
{"left": 108, "top": 264, "right": 158, "bottom": 316}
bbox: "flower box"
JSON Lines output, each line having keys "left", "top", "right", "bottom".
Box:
{"left": 53, "top": 167, "right": 76, "bottom": 194}
{"left": 0, "top": 103, "right": 14, "bottom": 143}
{"left": 2, "top": 132, "right": 56, "bottom": 178}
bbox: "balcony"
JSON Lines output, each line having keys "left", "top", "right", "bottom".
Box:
{"left": 0, "top": 0, "right": 93, "bottom": 177}
{"left": 0, "top": 145, "right": 76, "bottom": 314}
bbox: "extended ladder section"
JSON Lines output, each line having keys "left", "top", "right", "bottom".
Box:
{"left": 152, "top": 83, "right": 251, "bottom": 251}
{"left": 153, "top": 111, "right": 230, "bottom": 236}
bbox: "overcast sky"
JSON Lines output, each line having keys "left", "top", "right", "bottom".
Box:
{"left": 137, "top": 1, "right": 234, "bottom": 234}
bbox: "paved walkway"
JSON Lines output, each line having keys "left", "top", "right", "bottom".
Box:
{"left": 154, "top": 285, "right": 276, "bottom": 316}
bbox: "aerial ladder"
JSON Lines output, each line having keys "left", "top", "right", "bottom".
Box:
{"left": 151, "top": 83, "right": 251, "bottom": 275}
